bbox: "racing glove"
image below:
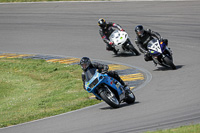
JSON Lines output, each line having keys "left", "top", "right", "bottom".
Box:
{"left": 144, "top": 51, "right": 151, "bottom": 57}
{"left": 101, "top": 65, "right": 108, "bottom": 74}
{"left": 101, "top": 69, "right": 108, "bottom": 74}
{"left": 109, "top": 41, "right": 114, "bottom": 45}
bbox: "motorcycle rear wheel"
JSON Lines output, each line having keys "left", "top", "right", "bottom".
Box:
{"left": 100, "top": 87, "right": 120, "bottom": 108}
{"left": 125, "top": 90, "right": 135, "bottom": 104}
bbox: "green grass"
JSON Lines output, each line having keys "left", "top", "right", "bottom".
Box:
{"left": 0, "top": 58, "right": 100, "bottom": 128}
{"left": 145, "top": 124, "right": 200, "bottom": 133}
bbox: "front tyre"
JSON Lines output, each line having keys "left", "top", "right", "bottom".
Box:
{"left": 100, "top": 87, "right": 120, "bottom": 108}
{"left": 163, "top": 56, "right": 176, "bottom": 70}
{"left": 128, "top": 45, "right": 140, "bottom": 56}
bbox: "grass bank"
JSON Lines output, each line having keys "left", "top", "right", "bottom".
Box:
{"left": 146, "top": 124, "right": 200, "bottom": 133}
{"left": 0, "top": 58, "right": 100, "bottom": 128}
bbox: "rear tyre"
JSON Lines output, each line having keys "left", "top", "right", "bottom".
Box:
{"left": 100, "top": 87, "right": 120, "bottom": 108}
{"left": 125, "top": 90, "right": 135, "bottom": 104}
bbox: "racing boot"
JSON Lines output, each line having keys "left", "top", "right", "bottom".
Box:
{"left": 123, "top": 82, "right": 130, "bottom": 92}
{"left": 117, "top": 79, "right": 128, "bottom": 93}
{"left": 168, "top": 47, "right": 173, "bottom": 55}
{"left": 95, "top": 96, "right": 101, "bottom": 101}
{"left": 152, "top": 59, "right": 157, "bottom": 67}
{"left": 113, "top": 49, "right": 118, "bottom": 55}
{"left": 163, "top": 39, "right": 168, "bottom": 46}
{"left": 123, "top": 84, "right": 132, "bottom": 97}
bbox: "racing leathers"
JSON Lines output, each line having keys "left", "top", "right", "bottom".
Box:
{"left": 99, "top": 22, "right": 124, "bottom": 54}
{"left": 135, "top": 29, "right": 168, "bottom": 61}
{"left": 81, "top": 62, "right": 126, "bottom": 90}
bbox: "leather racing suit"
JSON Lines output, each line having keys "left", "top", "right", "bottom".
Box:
{"left": 99, "top": 22, "right": 124, "bottom": 54}
{"left": 135, "top": 29, "right": 168, "bottom": 61}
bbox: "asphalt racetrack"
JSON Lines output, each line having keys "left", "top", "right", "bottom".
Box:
{"left": 0, "top": 1, "right": 200, "bottom": 133}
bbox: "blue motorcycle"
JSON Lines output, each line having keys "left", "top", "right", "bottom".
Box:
{"left": 84, "top": 68, "right": 135, "bottom": 108}
{"left": 147, "top": 38, "right": 176, "bottom": 70}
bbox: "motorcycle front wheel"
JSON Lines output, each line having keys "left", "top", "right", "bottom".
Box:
{"left": 100, "top": 87, "right": 120, "bottom": 108}
{"left": 163, "top": 56, "right": 176, "bottom": 70}
{"left": 128, "top": 44, "right": 140, "bottom": 56}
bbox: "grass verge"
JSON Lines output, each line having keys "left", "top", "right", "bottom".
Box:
{"left": 146, "top": 124, "right": 200, "bottom": 133}
{"left": 0, "top": 58, "right": 101, "bottom": 128}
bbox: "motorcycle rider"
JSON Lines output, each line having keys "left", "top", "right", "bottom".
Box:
{"left": 80, "top": 57, "right": 129, "bottom": 92}
{"left": 134, "top": 25, "right": 168, "bottom": 64}
{"left": 98, "top": 18, "right": 125, "bottom": 55}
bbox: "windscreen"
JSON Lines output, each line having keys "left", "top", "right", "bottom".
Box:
{"left": 85, "top": 68, "right": 97, "bottom": 82}
{"left": 147, "top": 38, "right": 159, "bottom": 49}
{"left": 148, "top": 39, "right": 157, "bottom": 47}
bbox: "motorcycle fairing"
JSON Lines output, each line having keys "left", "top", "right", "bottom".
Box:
{"left": 109, "top": 30, "right": 128, "bottom": 46}
{"left": 85, "top": 69, "right": 124, "bottom": 101}
{"left": 147, "top": 39, "right": 167, "bottom": 56}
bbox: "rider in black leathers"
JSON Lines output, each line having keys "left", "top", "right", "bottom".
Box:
{"left": 134, "top": 25, "right": 168, "bottom": 63}
{"left": 80, "top": 57, "right": 128, "bottom": 91}
{"left": 98, "top": 18, "right": 125, "bottom": 55}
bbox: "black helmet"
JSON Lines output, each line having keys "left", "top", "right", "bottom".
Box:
{"left": 80, "top": 57, "right": 91, "bottom": 71}
{"left": 135, "top": 25, "right": 144, "bottom": 37}
{"left": 98, "top": 18, "right": 107, "bottom": 28}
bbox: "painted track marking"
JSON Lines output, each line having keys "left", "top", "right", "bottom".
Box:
{"left": 0, "top": 53, "right": 145, "bottom": 89}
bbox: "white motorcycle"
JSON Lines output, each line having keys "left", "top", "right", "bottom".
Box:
{"left": 109, "top": 30, "right": 140, "bottom": 55}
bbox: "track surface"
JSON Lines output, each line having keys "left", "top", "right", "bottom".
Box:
{"left": 0, "top": 1, "right": 200, "bottom": 133}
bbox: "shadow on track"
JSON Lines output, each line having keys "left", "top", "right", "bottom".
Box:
{"left": 112, "top": 53, "right": 141, "bottom": 57}
{"left": 153, "top": 65, "right": 184, "bottom": 71}
{"left": 99, "top": 101, "right": 140, "bottom": 110}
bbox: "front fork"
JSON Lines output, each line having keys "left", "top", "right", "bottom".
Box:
{"left": 152, "top": 46, "right": 173, "bottom": 63}
{"left": 166, "top": 46, "right": 173, "bottom": 56}
{"left": 123, "top": 39, "right": 132, "bottom": 50}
